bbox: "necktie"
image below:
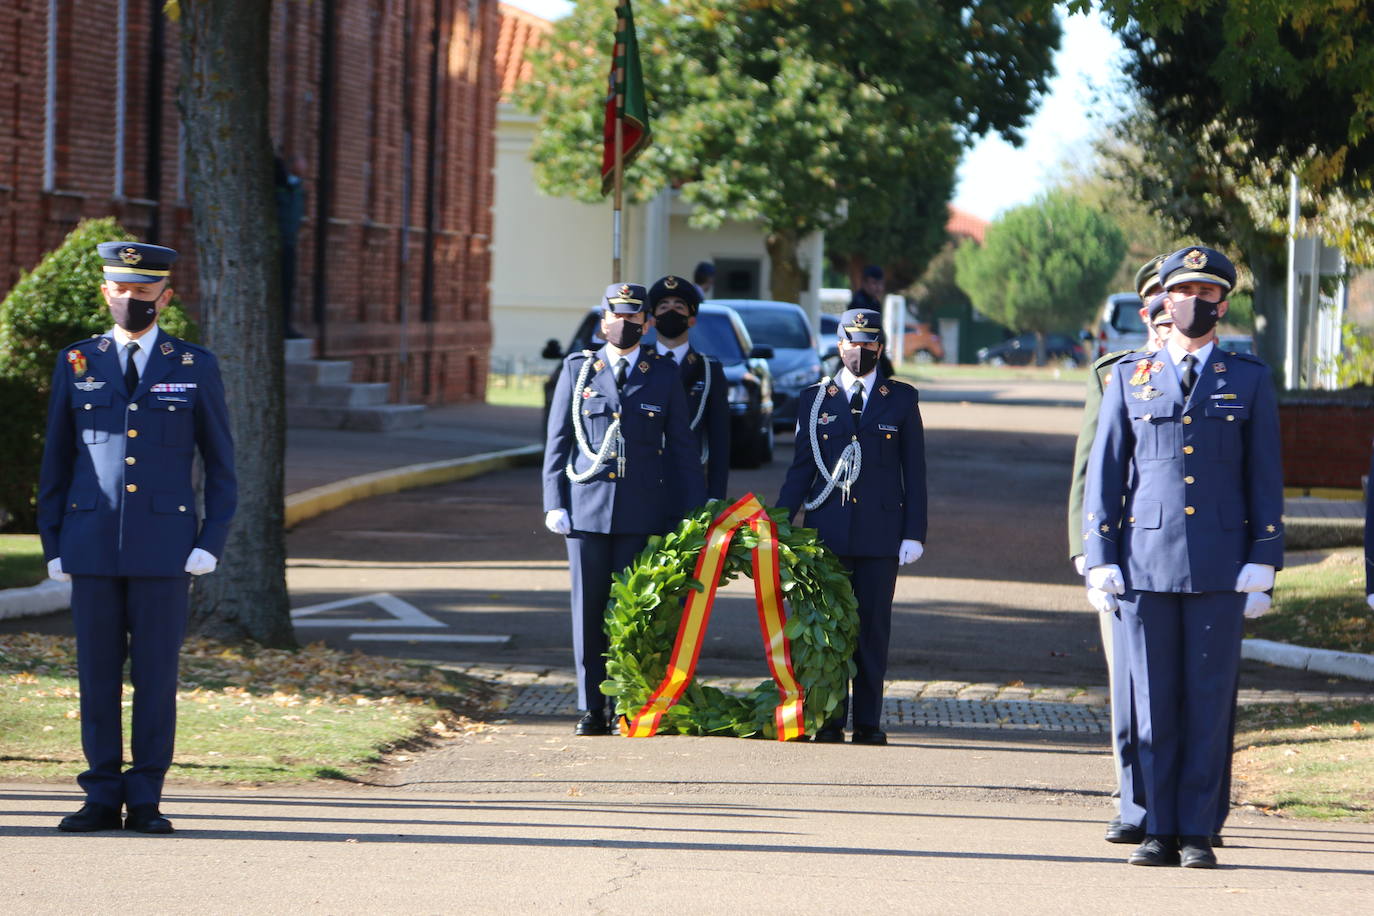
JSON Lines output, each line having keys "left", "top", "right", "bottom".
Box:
{"left": 615, "top": 357, "right": 629, "bottom": 389}
{"left": 849, "top": 381, "right": 864, "bottom": 417}
{"left": 1180, "top": 354, "right": 1196, "bottom": 396}
{"left": 124, "top": 342, "right": 141, "bottom": 392}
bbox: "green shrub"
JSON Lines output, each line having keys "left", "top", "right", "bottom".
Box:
{"left": 1334, "top": 322, "right": 1374, "bottom": 388}
{"left": 0, "top": 218, "right": 197, "bottom": 531}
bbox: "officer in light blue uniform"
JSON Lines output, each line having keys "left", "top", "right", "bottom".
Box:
{"left": 1083, "top": 245, "right": 1283, "bottom": 869}
{"left": 776, "top": 308, "right": 927, "bottom": 745}
{"left": 647, "top": 274, "right": 730, "bottom": 500}
{"left": 543, "top": 283, "right": 707, "bottom": 736}
{"left": 38, "top": 241, "right": 236, "bottom": 834}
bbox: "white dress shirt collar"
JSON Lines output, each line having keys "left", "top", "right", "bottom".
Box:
{"left": 111, "top": 324, "right": 159, "bottom": 374}
{"left": 836, "top": 366, "right": 877, "bottom": 401}
{"left": 1165, "top": 338, "right": 1213, "bottom": 372}
{"left": 656, "top": 340, "right": 690, "bottom": 364}
{"left": 603, "top": 344, "right": 641, "bottom": 372}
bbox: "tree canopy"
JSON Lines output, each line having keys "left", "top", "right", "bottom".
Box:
{"left": 518, "top": 0, "right": 1061, "bottom": 300}
{"left": 954, "top": 191, "right": 1125, "bottom": 360}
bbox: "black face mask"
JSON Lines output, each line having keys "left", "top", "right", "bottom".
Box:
{"left": 841, "top": 346, "right": 879, "bottom": 377}
{"left": 653, "top": 310, "right": 691, "bottom": 341}
{"left": 109, "top": 295, "right": 159, "bottom": 333}
{"left": 603, "top": 316, "right": 644, "bottom": 349}
{"left": 1168, "top": 295, "right": 1220, "bottom": 339}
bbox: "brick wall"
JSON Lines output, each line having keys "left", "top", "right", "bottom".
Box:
{"left": 1279, "top": 400, "right": 1374, "bottom": 488}
{"left": 0, "top": 0, "right": 498, "bottom": 404}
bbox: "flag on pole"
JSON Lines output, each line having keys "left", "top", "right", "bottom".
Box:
{"left": 601, "top": 1, "right": 651, "bottom": 197}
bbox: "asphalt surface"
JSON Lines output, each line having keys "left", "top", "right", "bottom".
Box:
{"left": 7, "top": 376, "right": 1373, "bottom": 913}
{"left": 280, "top": 389, "right": 1355, "bottom": 694}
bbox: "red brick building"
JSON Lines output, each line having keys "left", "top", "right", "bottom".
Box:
{"left": 0, "top": 0, "right": 499, "bottom": 404}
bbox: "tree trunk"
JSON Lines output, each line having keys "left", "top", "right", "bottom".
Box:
{"left": 1034, "top": 329, "right": 1047, "bottom": 367}
{"left": 765, "top": 228, "right": 807, "bottom": 304}
{"left": 179, "top": 0, "right": 294, "bottom": 647}
{"left": 1246, "top": 244, "right": 1287, "bottom": 387}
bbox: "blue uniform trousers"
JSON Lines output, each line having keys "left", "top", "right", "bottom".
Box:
{"left": 70, "top": 574, "right": 190, "bottom": 809}
{"left": 1121, "top": 590, "right": 1244, "bottom": 836}
{"left": 566, "top": 532, "right": 649, "bottom": 712}
{"left": 833, "top": 555, "right": 899, "bottom": 730}
{"left": 1107, "top": 607, "right": 1147, "bottom": 828}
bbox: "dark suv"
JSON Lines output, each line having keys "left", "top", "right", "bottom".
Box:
{"left": 540, "top": 303, "right": 776, "bottom": 467}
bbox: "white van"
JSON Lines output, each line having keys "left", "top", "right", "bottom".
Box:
{"left": 1093, "top": 291, "right": 1147, "bottom": 358}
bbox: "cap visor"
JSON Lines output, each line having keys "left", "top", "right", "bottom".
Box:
{"left": 1163, "top": 271, "right": 1231, "bottom": 291}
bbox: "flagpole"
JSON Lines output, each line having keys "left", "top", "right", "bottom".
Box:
{"left": 613, "top": 104, "right": 624, "bottom": 283}
{"left": 611, "top": 5, "right": 625, "bottom": 284}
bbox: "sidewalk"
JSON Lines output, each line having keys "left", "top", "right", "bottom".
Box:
{"left": 4, "top": 724, "right": 1373, "bottom": 913}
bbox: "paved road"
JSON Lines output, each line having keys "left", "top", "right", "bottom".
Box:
{"left": 4, "top": 724, "right": 1372, "bottom": 913}
{"left": 282, "top": 390, "right": 1356, "bottom": 694}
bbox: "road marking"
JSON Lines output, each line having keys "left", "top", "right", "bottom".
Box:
{"left": 348, "top": 633, "right": 512, "bottom": 645}
{"left": 290, "top": 592, "right": 445, "bottom": 628}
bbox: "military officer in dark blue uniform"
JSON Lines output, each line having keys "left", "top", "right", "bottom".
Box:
{"left": 776, "top": 308, "right": 927, "bottom": 745}
{"left": 543, "top": 283, "right": 707, "bottom": 735}
{"left": 1084, "top": 245, "right": 1283, "bottom": 868}
{"left": 1068, "top": 256, "right": 1168, "bottom": 845}
{"left": 38, "top": 241, "right": 237, "bottom": 834}
{"left": 647, "top": 274, "right": 730, "bottom": 500}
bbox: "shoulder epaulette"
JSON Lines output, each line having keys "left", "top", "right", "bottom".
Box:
{"left": 1228, "top": 350, "right": 1267, "bottom": 366}
{"left": 1093, "top": 349, "right": 1135, "bottom": 370}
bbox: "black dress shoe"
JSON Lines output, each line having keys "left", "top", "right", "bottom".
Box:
{"left": 1104, "top": 817, "right": 1146, "bottom": 845}
{"left": 125, "top": 804, "right": 174, "bottom": 834}
{"left": 1128, "top": 835, "right": 1180, "bottom": 866}
{"left": 574, "top": 711, "right": 611, "bottom": 736}
{"left": 1179, "top": 835, "right": 1217, "bottom": 868}
{"left": 851, "top": 726, "right": 888, "bottom": 746}
{"left": 811, "top": 723, "right": 845, "bottom": 743}
{"left": 58, "top": 802, "right": 122, "bottom": 832}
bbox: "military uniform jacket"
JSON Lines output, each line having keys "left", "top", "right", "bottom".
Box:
{"left": 675, "top": 347, "right": 730, "bottom": 501}
{"left": 1083, "top": 347, "right": 1284, "bottom": 593}
{"left": 776, "top": 377, "right": 927, "bottom": 557}
{"left": 543, "top": 346, "right": 707, "bottom": 535}
{"left": 37, "top": 331, "right": 237, "bottom": 577}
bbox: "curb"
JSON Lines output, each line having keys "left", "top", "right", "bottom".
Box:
{"left": 284, "top": 443, "right": 543, "bottom": 528}
{"left": 0, "top": 443, "right": 543, "bottom": 619}
{"left": 1243, "top": 638, "right": 1374, "bottom": 682}
{"left": 0, "top": 579, "right": 73, "bottom": 621}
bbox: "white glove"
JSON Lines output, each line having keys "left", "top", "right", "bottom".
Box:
{"left": 47, "top": 558, "right": 71, "bottom": 583}
{"left": 1087, "top": 565, "right": 1125, "bottom": 595}
{"left": 544, "top": 509, "right": 572, "bottom": 536}
{"left": 898, "top": 539, "right": 924, "bottom": 565}
{"left": 1243, "top": 592, "right": 1272, "bottom": 619}
{"left": 1234, "top": 563, "right": 1275, "bottom": 593}
{"left": 1086, "top": 587, "right": 1119, "bottom": 613}
{"left": 1072, "top": 555, "right": 1086, "bottom": 577}
{"left": 1367, "top": 593, "right": 1374, "bottom": 611}
{"left": 184, "top": 548, "right": 218, "bottom": 576}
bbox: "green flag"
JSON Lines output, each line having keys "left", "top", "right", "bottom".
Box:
{"left": 601, "top": 1, "right": 651, "bottom": 196}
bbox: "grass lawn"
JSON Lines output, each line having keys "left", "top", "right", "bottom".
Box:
{"left": 0, "top": 534, "right": 46, "bottom": 590}
{"left": 487, "top": 373, "right": 547, "bottom": 409}
{"left": 1248, "top": 548, "right": 1372, "bottom": 654}
{"left": 0, "top": 634, "right": 494, "bottom": 785}
{"left": 1234, "top": 702, "right": 1374, "bottom": 821}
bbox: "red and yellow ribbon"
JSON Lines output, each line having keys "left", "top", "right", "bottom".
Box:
{"left": 623, "top": 493, "right": 806, "bottom": 741}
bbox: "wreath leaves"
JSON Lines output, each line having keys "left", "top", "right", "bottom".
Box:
{"left": 602, "top": 499, "right": 859, "bottom": 739}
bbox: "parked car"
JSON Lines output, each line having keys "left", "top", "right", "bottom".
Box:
{"left": 1217, "top": 334, "right": 1255, "bottom": 355}
{"left": 540, "top": 303, "right": 775, "bottom": 467}
{"left": 976, "top": 333, "right": 1086, "bottom": 367}
{"left": 1093, "top": 291, "right": 1147, "bottom": 358}
{"left": 818, "top": 313, "right": 944, "bottom": 372}
{"left": 708, "top": 299, "right": 820, "bottom": 429}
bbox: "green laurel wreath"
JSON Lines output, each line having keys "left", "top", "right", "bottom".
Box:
{"left": 602, "top": 499, "right": 859, "bottom": 739}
